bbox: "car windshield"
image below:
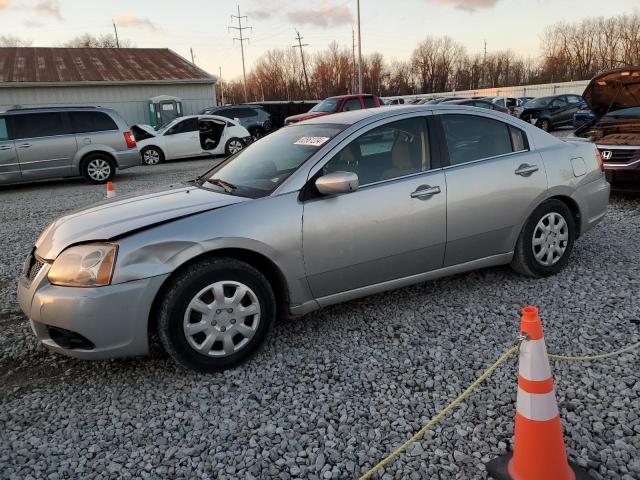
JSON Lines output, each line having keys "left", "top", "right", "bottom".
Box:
{"left": 311, "top": 99, "right": 340, "bottom": 113}
{"left": 156, "top": 118, "right": 180, "bottom": 134}
{"left": 524, "top": 97, "right": 552, "bottom": 108}
{"left": 198, "top": 123, "right": 346, "bottom": 198}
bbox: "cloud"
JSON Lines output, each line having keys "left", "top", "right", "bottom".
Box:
{"left": 247, "top": 9, "right": 273, "bottom": 20}
{"left": 24, "top": 19, "right": 43, "bottom": 27}
{"left": 0, "top": 0, "right": 9, "bottom": 10}
{"left": 115, "top": 13, "right": 161, "bottom": 32}
{"left": 287, "top": 1, "right": 353, "bottom": 28}
{"left": 430, "top": 0, "right": 500, "bottom": 12}
{"left": 34, "top": 0, "right": 62, "bottom": 19}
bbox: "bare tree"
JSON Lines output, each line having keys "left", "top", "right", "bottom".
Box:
{"left": 63, "top": 34, "right": 134, "bottom": 48}
{"left": 0, "top": 35, "right": 32, "bottom": 47}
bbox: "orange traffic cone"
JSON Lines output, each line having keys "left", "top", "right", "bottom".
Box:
{"left": 106, "top": 181, "right": 116, "bottom": 198}
{"left": 486, "top": 306, "right": 593, "bottom": 480}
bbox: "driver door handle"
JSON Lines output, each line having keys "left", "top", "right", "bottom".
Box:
{"left": 18, "top": 143, "right": 32, "bottom": 149}
{"left": 410, "top": 185, "right": 441, "bottom": 198}
{"left": 515, "top": 164, "right": 539, "bottom": 176}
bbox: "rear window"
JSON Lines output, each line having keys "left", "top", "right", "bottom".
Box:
{"left": 69, "top": 111, "right": 118, "bottom": 133}
{"left": 363, "top": 96, "right": 377, "bottom": 108}
{"left": 0, "top": 118, "right": 8, "bottom": 141}
{"left": 11, "top": 112, "right": 66, "bottom": 139}
{"left": 441, "top": 114, "right": 520, "bottom": 165}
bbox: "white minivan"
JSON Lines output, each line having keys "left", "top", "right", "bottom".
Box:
{"left": 133, "top": 115, "right": 252, "bottom": 165}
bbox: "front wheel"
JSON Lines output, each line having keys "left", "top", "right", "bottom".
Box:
{"left": 141, "top": 146, "right": 164, "bottom": 165}
{"left": 225, "top": 138, "right": 244, "bottom": 156}
{"left": 157, "top": 258, "right": 276, "bottom": 372}
{"left": 511, "top": 199, "right": 575, "bottom": 277}
{"left": 537, "top": 119, "right": 551, "bottom": 132}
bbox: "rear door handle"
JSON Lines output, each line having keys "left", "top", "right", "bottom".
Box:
{"left": 0, "top": 145, "right": 12, "bottom": 151}
{"left": 18, "top": 143, "right": 32, "bottom": 149}
{"left": 410, "top": 185, "right": 441, "bottom": 198}
{"left": 515, "top": 164, "right": 539, "bottom": 176}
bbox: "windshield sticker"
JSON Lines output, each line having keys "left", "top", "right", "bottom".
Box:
{"left": 294, "top": 136, "right": 331, "bottom": 147}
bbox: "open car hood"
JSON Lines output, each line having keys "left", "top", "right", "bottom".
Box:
{"left": 582, "top": 68, "right": 640, "bottom": 118}
{"left": 131, "top": 124, "right": 157, "bottom": 141}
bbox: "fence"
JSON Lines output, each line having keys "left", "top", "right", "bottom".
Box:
{"left": 383, "top": 80, "right": 590, "bottom": 102}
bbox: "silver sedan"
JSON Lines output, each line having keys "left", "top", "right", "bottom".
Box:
{"left": 17, "top": 105, "right": 610, "bottom": 371}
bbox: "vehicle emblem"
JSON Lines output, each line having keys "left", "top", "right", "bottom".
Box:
{"left": 601, "top": 150, "right": 612, "bottom": 160}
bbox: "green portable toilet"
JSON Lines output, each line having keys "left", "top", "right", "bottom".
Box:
{"left": 147, "top": 95, "right": 183, "bottom": 128}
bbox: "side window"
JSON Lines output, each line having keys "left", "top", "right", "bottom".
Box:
{"left": 509, "top": 125, "right": 528, "bottom": 152}
{"left": 343, "top": 98, "right": 362, "bottom": 111}
{"left": 474, "top": 101, "right": 492, "bottom": 109}
{"left": 551, "top": 97, "right": 567, "bottom": 108}
{"left": 166, "top": 118, "right": 198, "bottom": 135}
{"left": 506, "top": 98, "right": 518, "bottom": 108}
{"left": 69, "top": 111, "right": 118, "bottom": 133}
{"left": 441, "top": 114, "right": 514, "bottom": 165}
{"left": 495, "top": 98, "right": 505, "bottom": 107}
{"left": 11, "top": 112, "right": 66, "bottom": 139}
{"left": 363, "top": 96, "right": 377, "bottom": 108}
{"left": 567, "top": 95, "right": 582, "bottom": 105}
{"left": 0, "top": 117, "right": 8, "bottom": 141}
{"left": 323, "top": 117, "right": 430, "bottom": 186}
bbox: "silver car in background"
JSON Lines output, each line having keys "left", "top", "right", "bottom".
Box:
{"left": 0, "top": 106, "right": 140, "bottom": 185}
{"left": 17, "top": 105, "right": 610, "bottom": 371}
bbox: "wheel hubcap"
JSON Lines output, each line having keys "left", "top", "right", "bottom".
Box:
{"left": 532, "top": 212, "right": 569, "bottom": 266}
{"left": 87, "top": 159, "right": 111, "bottom": 180}
{"left": 183, "top": 281, "right": 261, "bottom": 357}
{"left": 229, "top": 141, "right": 243, "bottom": 154}
{"left": 143, "top": 149, "right": 160, "bottom": 164}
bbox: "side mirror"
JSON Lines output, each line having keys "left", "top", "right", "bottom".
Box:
{"left": 315, "top": 171, "right": 359, "bottom": 195}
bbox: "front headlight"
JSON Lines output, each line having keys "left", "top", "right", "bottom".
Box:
{"left": 48, "top": 243, "right": 118, "bottom": 287}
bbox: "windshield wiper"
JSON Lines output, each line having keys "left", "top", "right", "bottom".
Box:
{"left": 207, "top": 178, "right": 237, "bottom": 193}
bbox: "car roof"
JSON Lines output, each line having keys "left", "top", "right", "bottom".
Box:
{"left": 3, "top": 106, "right": 114, "bottom": 115}
{"left": 300, "top": 104, "right": 514, "bottom": 126}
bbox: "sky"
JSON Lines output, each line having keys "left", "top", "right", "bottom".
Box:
{"left": 1, "top": 0, "right": 639, "bottom": 80}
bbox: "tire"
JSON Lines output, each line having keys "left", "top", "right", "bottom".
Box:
{"left": 537, "top": 118, "right": 552, "bottom": 132}
{"left": 141, "top": 146, "right": 164, "bottom": 166}
{"left": 225, "top": 138, "right": 244, "bottom": 156}
{"left": 249, "top": 127, "right": 264, "bottom": 141}
{"left": 81, "top": 153, "right": 116, "bottom": 184}
{"left": 157, "top": 257, "right": 276, "bottom": 372}
{"left": 511, "top": 199, "right": 576, "bottom": 278}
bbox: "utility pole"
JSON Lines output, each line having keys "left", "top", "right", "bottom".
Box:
{"left": 356, "top": 0, "right": 363, "bottom": 93}
{"left": 229, "top": 5, "right": 251, "bottom": 103}
{"left": 292, "top": 30, "right": 311, "bottom": 97}
{"left": 352, "top": 28, "right": 356, "bottom": 93}
{"left": 190, "top": 47, "right": 195, "bottom": 64}
{"left": 219, "top": 66, "right": 224, "bottom": 105}
{"left": 112, "top": 21, "right": 120, "bottom": 48}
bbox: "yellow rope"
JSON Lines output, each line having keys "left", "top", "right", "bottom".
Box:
{"left": 359, "top": 346, "right": 519, "bottom": 480}
{"left": 359, "top": 339, "right": 640, "bottom": 480}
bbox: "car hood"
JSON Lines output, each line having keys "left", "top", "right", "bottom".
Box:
{"left": 286, "top": 111, "right": 330, "bottom": 123}
{"left": 131, "top": 124, "right": 157, "bottom": 141}
{"left": 582, "top": 67, "right": 640, "bottom": 118}
{"left": 35, "top": 183, "right": 247, "bottom": 260}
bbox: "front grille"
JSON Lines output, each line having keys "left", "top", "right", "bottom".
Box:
{"left": 28, "top": 259, "right": 45, "bottom": 281}
{"left": 598, "top": 147, "right": 640, "bottom": 164}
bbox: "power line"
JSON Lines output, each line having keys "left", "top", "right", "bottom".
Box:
{"left": 292, "top": 29, "right": 311, "bottom": 97}
{"left": 228, "top": 5, "right": 252, "bottom": 103}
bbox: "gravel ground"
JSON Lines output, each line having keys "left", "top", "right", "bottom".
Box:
{"left": 1, "top": 157, "right": 639, "bottom": 480}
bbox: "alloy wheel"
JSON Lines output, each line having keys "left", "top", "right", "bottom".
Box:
{"left": 183, "top": 280, "right": 261, "bottom": 357}
{"left": 87, "top": 159, "right": 111, "bottom": 181}
{"left": 531, "top": 212, "right": 569, "bottom": 266}
{"left": 143, "top": 149, "right": 160, "bottom": 165}
{"left": 228, "top": 140, "right": 243, "bottom": 154}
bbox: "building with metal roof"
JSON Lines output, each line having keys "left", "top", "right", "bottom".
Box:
{"left": 0, "top": 47, "right": 217, "bottom": 125}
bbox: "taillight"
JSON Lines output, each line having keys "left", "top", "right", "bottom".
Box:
{"left": 124, "top": 131, "right": 136, "bottom": 149}
{"left": 595, "top": 147, "right": 604, "bottom": 172}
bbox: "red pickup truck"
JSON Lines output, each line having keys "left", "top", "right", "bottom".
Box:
{"left": 284, "top": 94, "right": 381, "bottom": 125}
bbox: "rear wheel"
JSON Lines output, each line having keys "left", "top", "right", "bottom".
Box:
{"left": 511, "top": 199, "right": 575, "bottom": 277}
{"left": 157, "top": 258, "right": 276, "bottom": 372}
{"left": 537, "top": 119, "right": 551, "bottom": 132}
{"left": 225, "top": 138, "right": 244, "bottom": 156}
{"left": 81, "top": 153, "right": 116, "bottom": 184}
{"left": 141, "top": 146, "right": 164, "bottom": 165}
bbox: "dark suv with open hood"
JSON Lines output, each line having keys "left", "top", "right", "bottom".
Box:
{"left": 575, "top": 67, "right": 640, "bottom": 188}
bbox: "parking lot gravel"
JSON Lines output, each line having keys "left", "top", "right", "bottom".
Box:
{"left": 1, "top": 159, "right": 638, "bottom": 479}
